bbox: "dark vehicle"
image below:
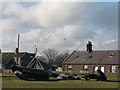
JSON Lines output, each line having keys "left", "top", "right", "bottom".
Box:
{"left": 12, "top": 57, "right": 52, "bottom": 80}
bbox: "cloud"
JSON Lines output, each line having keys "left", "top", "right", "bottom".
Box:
{"left": 1, "top": 2, "right": 118, "bottom": 53}
{"left": 2, "top": 35, "right": 17, "bottom": 51}
{"left": 1, "top": 2, "right": 95, "bottom": 33}
{"left": 102, "top": 40, "right": 116, "bottom": 46}
{"left": 86, "top": 3, "right": 118, "bottom": 30}
{"left": 4, "top": 24, "right": 97, "bottom": 53}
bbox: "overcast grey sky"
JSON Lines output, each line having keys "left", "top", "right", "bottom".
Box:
{"left": 1, "top": 1, "right": 118, "bottom": 54}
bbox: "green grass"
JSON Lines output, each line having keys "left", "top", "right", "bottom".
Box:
{"left": 1, "top": 74, "right": 119, "bottom": 88}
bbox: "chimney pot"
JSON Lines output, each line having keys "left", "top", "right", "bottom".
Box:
{"left": 15, "top": 48, "right": 18, "bottom": 54}
{"left": 87, "top": 41, "right": 92, "bottom": 53}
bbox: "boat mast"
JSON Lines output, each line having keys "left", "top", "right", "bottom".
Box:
{"left": 17, "top": 34, "right": 20, "bottom": 65}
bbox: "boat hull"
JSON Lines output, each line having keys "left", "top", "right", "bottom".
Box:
{"left": 12, "top": 65, "right": 52, "bottom": 80}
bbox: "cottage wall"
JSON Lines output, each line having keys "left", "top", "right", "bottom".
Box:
{"left": 62, "top": 64, "right": 119, "bottom": 76}
{"left": 62, "top": 65, "right": 68, "bottom": 71}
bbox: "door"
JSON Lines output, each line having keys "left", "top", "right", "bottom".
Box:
{"left": 100, "top": 66, "right": 104, "bottom": 73}
{"left": 94, "top": 66, "right": 98, "bottom": 72}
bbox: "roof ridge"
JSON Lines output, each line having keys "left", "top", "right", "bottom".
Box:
{"left": 2, "top": 52, "right": 27, "bottom": 54}
{"left": 62, "top": 50, "right": 76, "bottom": 64}
{"left": 75, "top": 50, "right": 119, "bottom": 52}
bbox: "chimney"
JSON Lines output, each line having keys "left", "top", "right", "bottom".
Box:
{"left": 15, "top": 48, "right": 18, "bottom": 54}
{"left": 86, "top": 41, "right": 92, "bottom": 53}
{"left": 17, "top": 34, "right": 20, "bottom": 53}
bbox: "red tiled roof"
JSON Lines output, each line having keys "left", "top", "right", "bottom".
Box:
{"left": 63, "top": 50, "right": 119, "bottom": 65}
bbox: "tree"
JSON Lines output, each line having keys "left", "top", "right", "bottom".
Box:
{"left": 37, "top": 56, "right": 47, "bottom": 63}
{"left": 55, "top": 51, "right": 70, "bottom": 67}
{"left": 42, "top": 48, "right": 58, "bottom": 64}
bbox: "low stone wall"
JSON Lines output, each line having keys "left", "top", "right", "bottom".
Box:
{"left": 2, "top": 69, "right": 13, "bottom": 74}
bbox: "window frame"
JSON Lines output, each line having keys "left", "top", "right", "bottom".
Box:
{"left": 83, "top": 65, "right": 88, "bottom": 71}
{"left": 94, "top": 66, "right": 98, "bottom": 72}
{"left": 111, "top": 65, "right": 116, "bottom": 73}
{"left": 100, "top": 66, "right": 104, "bottom": 73}
{"left": 68, "top": 65, "right": 72, "bottom": 72}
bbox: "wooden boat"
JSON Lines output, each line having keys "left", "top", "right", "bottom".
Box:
{"left": 12, "top": 58, "right": 52, "bottom": 80}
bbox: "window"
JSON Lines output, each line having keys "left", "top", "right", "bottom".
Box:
{"left": 111, "top": 65, "right": 116, "bottom": 73}
{"left": 110, "top": 53, "right": 115, "bottom": 56}
{"left": 75, "top": 55, "right": 79, "bottom": 59}
{"left": 68, "top": 65, "right": 72, "bottom": 72}
{"left": 83, "top": 65, "right": 88, "bottom": 71}
{"left": 118, "top": 65, "right": 120, "bottom": 68}
{"left": 6, "top": 53, "right": 9, "bottom": 56}
{"left": 100, "top": 66, "right": 104, "bottom": 73}
{"left": 94, "top": 66, "right": 98, "bottom": 72}
{"left": 0, "top": 54, "right": 3, "bottom": 56}
{"left": 88, "top": 56, "right": 92, "bottom": 58}
{"left": 14, "top": 57, "right": 21, "bottom": 65}
{"left": 30, "top": 56, "right": 34, "bottom": 58}
{"left": 18, "top": 58, "right": 21, "bottom": 65}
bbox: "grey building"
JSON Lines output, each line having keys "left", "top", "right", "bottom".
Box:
{"left": 1, "top": 52, "right": 35, "bottom": 69}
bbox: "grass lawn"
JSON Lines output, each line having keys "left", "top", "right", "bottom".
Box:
{"left": 1, "top": 73, "right": 120, "bottom": 88}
